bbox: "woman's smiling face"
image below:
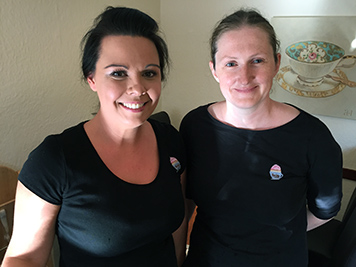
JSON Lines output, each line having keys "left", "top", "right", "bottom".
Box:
{"left": 87, "top": 35, "right": 161, "bottom": 127}
{"left": 210, "top": 26, "right": 280, "bottom": 111}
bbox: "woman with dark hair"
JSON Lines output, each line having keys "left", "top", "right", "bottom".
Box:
{"left": 3, "top": 7, "right": 186, "bottom": 267}
{"left": 180, "top": 8, "right": 342, "bottom": 266}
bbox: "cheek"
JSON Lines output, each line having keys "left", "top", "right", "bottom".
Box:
{"left": 219, "top": 72, "right": 235, "bottom": 88}
{"left": 152, "top": 88, "right": 161, "bottom": 101}
{"left": 99, "top": 83, "right": 126, "bottom": 100}
{"left": 260, "top": 70, "right": 276, "bottom": 85}
{"left": 148, "top": 81, "right": 162, "bottom": 97}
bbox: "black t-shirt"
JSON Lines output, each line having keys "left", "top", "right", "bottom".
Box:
{"left": 180, "top": 103, "right": 342, "bottom": 267}
{"left": 19, "top": 119, "right": 186, "bottom": 267}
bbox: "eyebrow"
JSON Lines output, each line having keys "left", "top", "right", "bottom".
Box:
{"left": 104, "top": 64, "right": 161, "bottom": 69}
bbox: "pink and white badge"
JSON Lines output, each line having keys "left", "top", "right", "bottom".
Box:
{"left": 270, "top": 164, "right": 283, "bottom": 180}
{"left": 170, "top": 157, "right": 181, "bottom": 172}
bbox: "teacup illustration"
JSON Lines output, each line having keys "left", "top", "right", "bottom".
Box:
{"left": 285, "top": 41, "right": 356, "bottom": 87}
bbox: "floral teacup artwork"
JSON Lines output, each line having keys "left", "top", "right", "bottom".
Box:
{"left": 285, "top": 41, "right": 356, "bottom": 87}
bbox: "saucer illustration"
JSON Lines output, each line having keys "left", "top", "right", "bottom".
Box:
{"left": 275, "top": 65, "right": 347, "bottom": 98}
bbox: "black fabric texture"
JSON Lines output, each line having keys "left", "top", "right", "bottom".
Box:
{"left": 19, "top": 119, "right": 186, "bottom": 266}
{"left": 180, "top": 103, "right": 342, "bottom": 267}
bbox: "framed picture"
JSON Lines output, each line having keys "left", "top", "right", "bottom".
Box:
{"left": 271, "top": 16, "right": 356, "bottom": 120}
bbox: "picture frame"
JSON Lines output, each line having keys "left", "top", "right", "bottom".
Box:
{"left": 271, "top": 16, "right": 356, "bottom": 120}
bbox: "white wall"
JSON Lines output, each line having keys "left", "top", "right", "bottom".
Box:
{"left": 160, "top": 0, "right": 356, "bottom": 220}
{"left": 0, "top": 0, "right": 354, "bottom": 237}
{"left": 160, "top": 0, "right": 356, "bottom": 171}
{"left": 0, "top": 0, "right": 160, "bottom": 170}
{"left": 1, "top": 0, "right": 355, "bottom": 179}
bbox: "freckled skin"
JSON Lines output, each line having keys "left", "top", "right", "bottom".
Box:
{"left": 87, "top": 35, "right": 162, "bottom": 128}
{"left": 210, "top": 26, "right": 280, "bottom": 112}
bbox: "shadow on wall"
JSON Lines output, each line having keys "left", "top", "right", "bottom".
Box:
{"left": 343, "top": 148, "right": 356, "bottom": 169}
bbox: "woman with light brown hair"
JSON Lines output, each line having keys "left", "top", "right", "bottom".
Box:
{"left": 181, "top": 8, "right": 342, "bottom": 266}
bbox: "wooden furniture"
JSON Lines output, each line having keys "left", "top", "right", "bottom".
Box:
{"left": 0, "top": 165, "right": 18, "bottom": 263}
{"left": 343, "top": 168, "right": 356, "bottom": 181}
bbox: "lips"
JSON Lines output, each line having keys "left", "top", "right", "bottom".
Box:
{"left": 121, "top": 102, "right": 147, "bottom": 110}
{"left": 235, "top": 85, "right": 257, "bottom": 92}
{"left": 230, "top": 85, "right": 258, "bottom": 95}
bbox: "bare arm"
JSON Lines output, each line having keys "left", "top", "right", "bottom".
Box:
{"left": 307, "top": 208, "right": 332, "bottom": 231}
{"left": 2, "top": 182, "right": 60, "bottom": 267}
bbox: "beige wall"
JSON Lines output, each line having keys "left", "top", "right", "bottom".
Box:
{"left": 0, "top": 0, "right": 160, "bottom": 170}
{"left": 160, "top": 0, "right": 356, "bottom": 171}
{"left": 0, "top": 0, "right": 355, "bottom": 240}
{"left": 1, "top": 0, "right": 356, "bottom": 172}
{"left": 159, "top": 0, "right": 356, "bottom": 220}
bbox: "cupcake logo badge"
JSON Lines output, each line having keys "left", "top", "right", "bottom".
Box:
{"left": 170, "top": 157, "right": 181, "bottom": 172}
{"left": 269, "top": 164, "right": 283, "bottom": 180}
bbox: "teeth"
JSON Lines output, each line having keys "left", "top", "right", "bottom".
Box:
{"left": 122, "top": 103, "right": 145, "bottom": 109}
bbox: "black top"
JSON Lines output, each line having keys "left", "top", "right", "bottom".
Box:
{"left": 19, "top": 119, "right": 186, "bottom": 267}
{"left": 180, "top": 103, "right": 342, "bottom": 267}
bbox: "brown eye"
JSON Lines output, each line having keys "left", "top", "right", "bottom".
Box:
{"left": 110, "top": 70, "right": 127, "bottom": 79}
{"left": 143, "top": 70, "right": 158, "bottom": 78}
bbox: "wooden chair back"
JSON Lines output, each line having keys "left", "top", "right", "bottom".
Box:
{"left": 0, "top": 165, "right": 18, "bottom": 204}
{"left": 0, "top": 165, "right": 18, "bottom": 263}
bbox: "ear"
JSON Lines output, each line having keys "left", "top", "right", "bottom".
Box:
{"left": 87, "top": 75, "right": 97, "bottom": 92}
{"left": 209, "top": 61, "right": 219, "bottom": 83}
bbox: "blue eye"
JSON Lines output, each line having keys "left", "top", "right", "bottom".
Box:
{"left": 252, "top": 58, "right": 263, "bottom": 64}
{"left": 226, "top": 62, "right": 237, "bottom": 67}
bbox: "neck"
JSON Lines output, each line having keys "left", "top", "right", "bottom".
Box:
{"left": 85, "top": 111, "right": 145, "bottom": 146}
{"left": 222, "top": 100, "right": 276, "bottom": 130}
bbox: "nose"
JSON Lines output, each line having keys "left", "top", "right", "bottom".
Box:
{"left": 127, "top": 76, "right": 147, "bottom": 96}
{"left": 237, "top": 65, "right": 253, "bottom": 85}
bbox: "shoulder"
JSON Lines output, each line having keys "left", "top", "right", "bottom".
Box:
{"left": 148, "top": 118, "right": 183, "bottom": 151}
{"left": 148, "top": 118, "right": 187, "bottom": 173}
{"left": 183, "top": 103, "right": 212, "bottom": 119}
{"left": 18, "top": 123, "right": 86, "bottom": 205}
{"left": 283, "top": 103, "right": 329, "bottom": 130}
{"left": 288, "top": 106, "right": 341, "bottom": 154}
{"left": 58, "top": 121, "right": 87, "bottom": 143}
{"left": 148, "top": 117, "right": 178, "bottom": 137}
{"left": 180, "top": 103, "right": 213, "bottom": 129}
{"left": 23, "top": 122, "right": 87, "bottom": 169}
{"left": 279, "top": 102, "right": 300, "bottom": 118}
{"left": 296, "top": 107, "right": 333, "bottom": 134}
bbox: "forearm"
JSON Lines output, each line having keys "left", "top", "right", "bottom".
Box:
{"left": 2, "top": 255, "right": 47, "bottom": 267}
{"left": 307, "top": 209, "right": 332, "bottom": 231}
{"left": 2, "top": 240, "right": 53, "bottom": 267}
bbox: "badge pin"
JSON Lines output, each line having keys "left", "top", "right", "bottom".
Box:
{"left": 270, "top": 164, "right": 283, "bottom": 180}
{"left": 170, "top": 157, "right": 181, "bottom": 172}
